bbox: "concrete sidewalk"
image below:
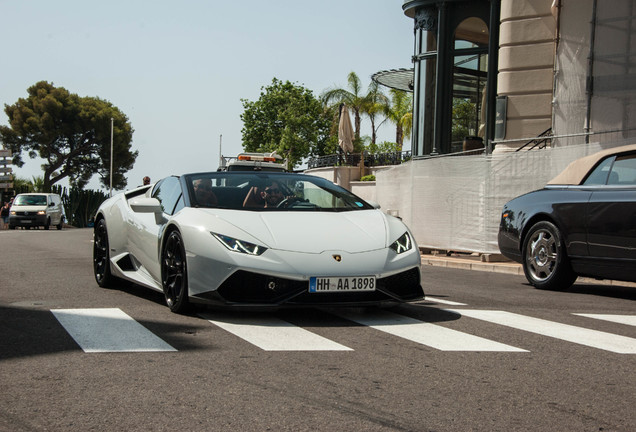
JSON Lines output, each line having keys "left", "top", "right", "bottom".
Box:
{"left": 421, "top": 251, "right": 522, "bottom": 276}
{"left": 420, "top": 250, "right": 636, "bottom": 287}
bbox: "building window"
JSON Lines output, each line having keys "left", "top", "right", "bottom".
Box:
{"left": 452, "top": 17, "right": 489, "bottom": 152}
{"left": 404, "top": 0, "right": 497, "bottom": 156}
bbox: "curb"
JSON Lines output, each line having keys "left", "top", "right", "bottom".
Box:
{"left": 421, "top": 253, "right": 636, "bottom": 288}
{"left": 421, "top": 254, "right": 523, "bottom": 276}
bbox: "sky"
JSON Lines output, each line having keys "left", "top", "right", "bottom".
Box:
{"left": 0, "top": 0, "right": 414, "bottom": 191}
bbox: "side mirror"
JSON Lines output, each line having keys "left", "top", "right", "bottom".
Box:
{"left": 130, "top": 197, "right": 163, "bottom": 214}
{"left": 367, "top": 200, "right": 381, "bottom": 209}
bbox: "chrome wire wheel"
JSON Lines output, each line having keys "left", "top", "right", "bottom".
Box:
{"left": 162, "top": 230, "right": 189, "bottom": 313}
{"left": 93, "top": 219, "right": 112, "bottom": 287}
{"left": 525, "top": 228, "right": 557, "bottom": 282}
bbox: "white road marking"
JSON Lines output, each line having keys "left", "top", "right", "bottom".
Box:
{"left": 573, "top": 314, "right": 636, "bottom": 327}
{"left": 447, "top": 309, "right": 636, "bottom": 354}
{"left": 200, "top": 313, "right": 352, "bottom": 351}
{"left": 52, "top": 308, "right": 176, "bottom": 353}
{"left": 425, "top": 296, "right": 467, "bottom": 306}
{"left": 336, "top": 310, "right": 526, "bottom": 352}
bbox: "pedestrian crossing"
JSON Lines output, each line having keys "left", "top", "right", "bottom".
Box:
{"left": 52, "top": 308, "right": 177, "bottom": 353}
{"left": 51, "top": 305, "right": 636, "bottom": 354}
{"left": 445, "top": 309, "right": 636, "bottom": 354}
{"left": 200, "top": 313, "right": 352, "bottom": 351}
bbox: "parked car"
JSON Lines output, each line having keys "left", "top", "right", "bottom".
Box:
{"left": 498, "top": 144, "right": 636, "bottom": 290}
{"left": 93, "top": 171, "right": 424, "bottom": 312}
{"left": 9, "top": 193, "right": 65, "bottom": 230}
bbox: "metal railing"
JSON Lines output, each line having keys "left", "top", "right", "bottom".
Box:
{"left": 307, "top": 151, "right": 412, "bottom": 169}
{"left": 515, "top": 128, "right": 552, "bottom": 152}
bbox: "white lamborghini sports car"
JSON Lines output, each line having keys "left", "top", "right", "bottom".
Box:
{"left": 93, "top": 172, "right": 424, "bottom": 313}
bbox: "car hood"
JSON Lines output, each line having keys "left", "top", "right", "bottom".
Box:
{"left": 193, "top": 209, "right": 396, "bottom": 254}
{"left": 10, "top": 205, "right": 48, "bottom": 212}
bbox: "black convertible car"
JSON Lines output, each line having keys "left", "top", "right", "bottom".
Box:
{"left": 498, "top": 144, "right": 636, "bottom": 290}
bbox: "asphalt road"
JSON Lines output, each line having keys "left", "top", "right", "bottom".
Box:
{"left": 1, "top": 228, "right": 635, "bottom": 431}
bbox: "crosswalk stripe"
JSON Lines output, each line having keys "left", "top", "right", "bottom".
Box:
{"left": 425, "top": 296, "right": 467, "bottom": 306}
{"left": 336, "top": 310, "right": 527, "bottom": 352}
{"left": 200, "top": 313, "right": 352, "bottom": 351}
{"left": 447, "top": 309, "right": 636, "bottom": 354}
{"left": 52, "top": 308, "right": 177, "bottom": 353}
{"left": 573, "top": 314, "right": 636, "bottom": 327}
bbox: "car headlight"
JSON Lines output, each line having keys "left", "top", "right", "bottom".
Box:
{"left": 390, "top": 232, "right": 413, "bottom": 254}
{"left": 37, "top": 210, "right": 46, "bottom": 215}
{"left": 212, "top": 233, "right": 267, "bottom": 256}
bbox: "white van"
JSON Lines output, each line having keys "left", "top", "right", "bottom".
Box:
{"left": 9, "top": 193, "right": 66, "bottom": 230}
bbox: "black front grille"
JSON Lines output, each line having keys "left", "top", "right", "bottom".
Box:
{"left": 377, "top": 267, "right": 423, "bottom": 300}
{"left": 216, "top": 271, "right": 307, "bottom": 304}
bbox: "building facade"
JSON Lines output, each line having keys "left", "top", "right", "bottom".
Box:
{"left": 377, "top": 0, "right": 636, "bottom": 156}
{"left": 368, "top": 0, "right": 636, "bottom": 254}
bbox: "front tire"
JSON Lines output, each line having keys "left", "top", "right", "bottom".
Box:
{"left": 161, "top": 230, "right": 190, "bottom": 313}
{"left": 522, "top": 221, "right": 577, "bottom": 290}
{"left": 93, "top": 218, "right": 114, "bottom": 287}
{"left": 56, "top": 216, "right": 64, "bottom": 230}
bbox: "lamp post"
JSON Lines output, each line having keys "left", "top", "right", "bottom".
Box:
{"left": 109, "top": 117, "right": 114, "bottom": 197}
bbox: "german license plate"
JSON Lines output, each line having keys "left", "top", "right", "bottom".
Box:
{"left": 309, "top": 276, "right": 376, "bottom": 293}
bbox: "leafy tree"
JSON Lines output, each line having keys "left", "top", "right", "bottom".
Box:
{"left": 321, "top": 72, "right": 367, "bottom": 141}
{"left": 0, "top": 81, "right": 137, "bottom": 191}
{"left": 31, "top": 175, "right": 45, "bottom": 192}
{"left": 11, "top": 176, "right": 33, "bottom": 193}
{"left": 452, "top": 98, "right": 477, "bottom": 144}
{"left": 361, "top": 81, "right": 389, "bottom": 146}
{"left": 365, "top": 140, "right": 402, "bottom": 154}
{"left": 240, "top": 78, "right": 332, "bottom": 168}
{"left": 382, "top": 89, "right": 413, "bottom": 151}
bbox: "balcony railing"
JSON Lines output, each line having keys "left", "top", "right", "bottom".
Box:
{"left": 307, "top": 151, "right": 412, "bottom": 169}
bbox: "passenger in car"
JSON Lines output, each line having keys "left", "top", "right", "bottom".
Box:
{"left": 193, "top": 178, "right": 218, "bottom": 207}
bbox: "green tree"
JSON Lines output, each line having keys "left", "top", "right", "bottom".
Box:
{"left": 452, "top": 98, "right": 476, "bottom": 144}
{"left": 321, "top": 72, "right": 367, "bottom": 141}
{"left": 11, "top": 176, "right": 33, "bottom": 193}
{"left": 365, "top": 140, "right": 402, "bottom": 154}
{"left": 0, "top": 81, "right": 137, "bottom": 191}
{"left": 240, "top": 78, "right": 332, "bottom": 168}
{"left": 31, "top": 175, "right": 45, "bottom": 192}
{"left": 361, "top": 81, "right": 389, "bottom": 146}
{"left": 382, "top": 89, "right": 413, "bottom": 151}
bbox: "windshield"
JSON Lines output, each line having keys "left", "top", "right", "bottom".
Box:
{"left": 184, "top": 172, "right": 374, "bottom": 212}
{"left": 13, "top": 195, "right": 47, "bottom": 206}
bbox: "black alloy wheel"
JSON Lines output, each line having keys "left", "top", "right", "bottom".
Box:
{"left": 521, "top": 220, "right": 577, "bottom": 290}
{"left": 162, "top": 230, "right": 190, "bottom": 313}
{"left": 93, "top": 218, "right": 114, "bottom": 287}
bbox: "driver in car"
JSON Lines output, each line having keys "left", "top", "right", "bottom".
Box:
{"left": 261, "top": 181, "right": 285, "bottom": 207}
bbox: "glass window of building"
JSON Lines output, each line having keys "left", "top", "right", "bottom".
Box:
{"left": 452, "top": 17, "right": 489, "bottom": 152}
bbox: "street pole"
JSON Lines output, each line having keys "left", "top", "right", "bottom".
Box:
{"left": 219, "top": 134, "right": 222, "bottom": 168}
{"left": 110, "top": 117, "right": 114, "bottom": 197}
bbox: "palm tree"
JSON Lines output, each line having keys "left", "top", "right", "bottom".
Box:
{"left": 31, "top": 175, "right": 45, "bottom": 192}
{"left": 383, "top": 89, "right": 413, "bottom": 151}
{"left": 321, "top": 72, "right": 366, "bottom": 140}
{"left": 362, "top": 81, "right": 389, "bottom": 146}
